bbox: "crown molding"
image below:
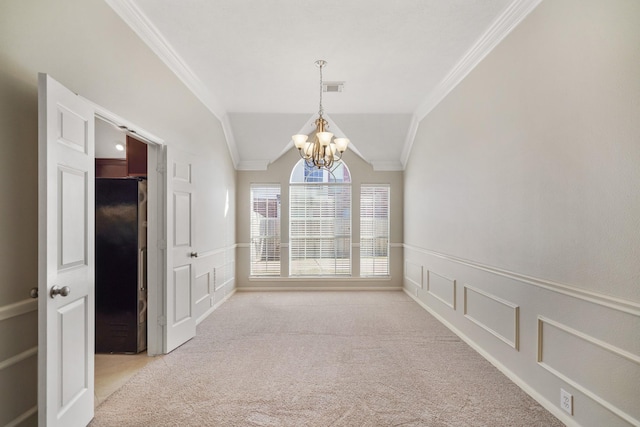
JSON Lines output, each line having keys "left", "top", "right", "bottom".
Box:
{"left": 105, "top": 0, "right": 239, "bottom": 167}
{"left": 237, "top": 160, "right": 270, "bottom": 171}
{"left": 370, "top": 161, "right": 404, "bottom": 172}
{"left": 401, "top": 0, "right": 543, "bottom": 168}
{"left": 400, "top": 114, "right": 420, "bottom": 169}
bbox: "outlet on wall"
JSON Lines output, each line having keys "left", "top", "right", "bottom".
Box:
{"left": 560, "top": 388, "right": 573, "bottom": 415}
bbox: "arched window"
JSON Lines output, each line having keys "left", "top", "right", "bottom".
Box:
{"left": 289, "top": 160, "right": 351, "bottom": 276}
{"left": 289, "top": 160, "right": 351, "bottom": 183}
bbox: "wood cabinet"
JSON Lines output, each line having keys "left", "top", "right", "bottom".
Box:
{"left": 96, "top": 135, "right": 147, "bottom": 178}
{"left": 126, "top": 135, "right": 147, "bottom": 177}
{"left": 95, "top": 158, "right": 126, "bottom": 178}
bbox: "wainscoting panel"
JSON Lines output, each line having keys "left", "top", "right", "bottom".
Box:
{"left": 214, "top": 260, "right": 235, "bottom": 291}
{"left": 195, "top": 272, "right": 211, "bottom": 305}
{"left": 403, "top": 244, "right": 640, "bottom": 427}
{"left": 194, "top": 245, "right": 236, "bottom": 323}
{"left": 427, "top": 270, "right": 456, "bottom": 309}
{"left": 538, "top": 317, "right": 640, "bottom": 426}
{"left": 404, "top": 261, "right": 423, "bottom": 289}
{"left": 464, "top": 285, "right": 519, "bottom": 349}
{"left": 0, "top": 300, "right": 38, "bottom": 427}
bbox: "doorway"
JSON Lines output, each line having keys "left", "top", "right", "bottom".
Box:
{"left": 93, "top": 115, "right": 162, "bottom": 404}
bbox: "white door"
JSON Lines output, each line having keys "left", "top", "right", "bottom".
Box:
{"left": 38, "top": 74, "right": 95, "bottom": 426}
{"left": 165, "top": 147, "right": 197, "bottom": 352}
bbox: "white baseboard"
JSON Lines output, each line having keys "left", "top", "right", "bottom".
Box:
{"left": 237, "top": 286, "right": 402, "bottom": 292}
{"left": 196, "top": 287, "right": 237, "bottom": 324}
{"left": 403, "top": 288, "right": 578, "bottom": 427}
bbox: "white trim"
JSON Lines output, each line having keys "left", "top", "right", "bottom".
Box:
{"left": 238, "top": 286, "right": 401, "bottom": 292}
{"left": 5, "top": 406, "right": 38, "bottom": 427}
{"left": 537, "top": 316, "right": 640, "bottom": 369}
{"left": 404, "top": 260, "right": 423, "bottom": 289}
{"left": 104, "top": 0, "right": 240, "bottom": 168}
{"left": 400, "top": 114, "right": 420, "bottom": 169}
{"left": 194, "top": 271, "right": 212, "bottom": 305}
{"left": 404, "top": 244, "right": 640, "bottom": 317}
{"left": 403, "top": 288, "right": 578, "bottom": 427}
{"left": 537, "top": 316, "right": 640, "bottom": 426}
{"left": 214, "top": 278, "right": 234, "bottom": 292}
{"left": 426, "top": 270, "right": 456, "bottom": 310}
{"left": 238, "top": 242, "right": 402, "bottom": 249}
{"left": 370, "top": 160, "right": 404, "bottom": 171}
{"left": 0, "top": 346, "right": 38, "bottom": 371}
{"left": 87, "top": 99, "right": 164, "bottom": 145}
{"left": 220, "top": 114, "right": 240, "bottom": 167}
{"left": 464, "top": 285, "right": 520, "bottom": 350}
{"left": 196, "top": 288, "right": 236, "bottom": 324}
{"left": 237, "top": 160, "right": 270, "bottom": 171}
{"left": 401, "top": 0, "right": 543, "bottom": 168}
{"left": 247, "top": 276, "right": 393, "bottom": 282}
{"left": 192, "top": 244, "right": 237, "bottom": 258}
{"left": 0, "top": 298, "right": 37, "bottom": 322}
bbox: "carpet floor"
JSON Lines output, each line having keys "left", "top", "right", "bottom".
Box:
{"left": 90, "top": 291, "right": 562, "bottom": 426}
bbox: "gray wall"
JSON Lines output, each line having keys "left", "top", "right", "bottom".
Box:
{"left": 236, "top": 148, "right": 404, "bottom": 289}
{"left": 0, "top": 0, "right": 235, "bottom": 425}
{"left": 404, "top": 0, "right": 639, "bottom": 426}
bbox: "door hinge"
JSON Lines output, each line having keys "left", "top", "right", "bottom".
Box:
{"left": 157, "top": 239, "right": 167, "bottom": 250}
{"left": 158, "top": 315, "right": 166, "bottom": 326}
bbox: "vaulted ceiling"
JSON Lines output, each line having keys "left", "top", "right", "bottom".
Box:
{"left": 106, "top": 0, "right": 541, "bottom": 170}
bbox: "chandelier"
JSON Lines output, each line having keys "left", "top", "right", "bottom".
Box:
{"left": 292, "top": 60, "right": 349, "bottom": 170}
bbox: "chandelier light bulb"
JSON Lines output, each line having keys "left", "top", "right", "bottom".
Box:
{"left": 317, "top": 132, "right": 333, "bottom": 147}
{"left": 292, "top": 134, "right": 308, "bottom": 149}
{"left": 334, "top": 138, "right": 349, "bottom": 152}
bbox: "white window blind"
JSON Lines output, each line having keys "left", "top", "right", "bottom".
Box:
{"left": 250, "top": 185, "right": 281, "bottom": 276}
{"left": 290, "top": 184, "right": 351, "bottom": 276}
{"left": 360, "top": 185, "right": 390, "bottom": 276}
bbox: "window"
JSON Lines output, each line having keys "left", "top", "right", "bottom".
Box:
{"left": 290, "top": 160, "right": 351, "bottom": 276}
{"left": 360, "top": 185, "right": 390, "bottom": 276}
{"left": 250, "top": 185, "right": 281, "bottom": 276}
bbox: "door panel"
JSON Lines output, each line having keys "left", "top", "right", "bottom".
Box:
{"left": 173, "top": 265, "right": 192, "bottom": 323}
{"left": 165, "top": 148, "right": 196, "bottom": 352}
{"left": 173, "top": 192, "right": 191, "bottom": 246}
{"left": 59, "top": 298, "right": 88, "bottom": 406}
{"left": 38, "top": 73, "right": 95, "bottom": 427}
{"left": 59, "top": 167, "right": 87, "bottom": 267}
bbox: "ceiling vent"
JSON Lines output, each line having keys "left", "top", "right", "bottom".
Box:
{"left": 323, "top": 82, "right": 344, "bottom": 92}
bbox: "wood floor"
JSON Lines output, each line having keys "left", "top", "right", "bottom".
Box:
{"left": 94, "top": 353, "right": 155, "bottom": 407}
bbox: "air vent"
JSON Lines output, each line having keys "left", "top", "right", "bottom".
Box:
{"left": 323, "top": 82, "right": 344, "bottom": 93}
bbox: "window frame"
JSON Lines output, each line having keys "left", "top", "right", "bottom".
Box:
{"left": 360, "top": 184, "right": 390, "bottom": 277}
{"left": 289, "top": 160, "right": 352, "bottom": 277}
{"left": 249, "top": 184, "right": 281, "bottom": 276}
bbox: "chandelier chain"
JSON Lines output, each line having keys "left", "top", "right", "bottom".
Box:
{"left": 318, "top": 62, "right": 324, "bottom": 117}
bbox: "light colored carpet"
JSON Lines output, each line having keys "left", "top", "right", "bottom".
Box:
{"left": 90, "top": 291, "right": 562, "bottom": 426}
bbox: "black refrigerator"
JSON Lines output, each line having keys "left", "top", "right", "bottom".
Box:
{"left": 95, "top": 178, "right": 147, "bottom": 353}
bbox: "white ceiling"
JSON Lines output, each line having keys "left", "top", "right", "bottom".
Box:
{"left": 95, "top": 117, "right": 127, "bottom": 159}
{"left": 106, "top": 0, "right": 541, "bottom": 170}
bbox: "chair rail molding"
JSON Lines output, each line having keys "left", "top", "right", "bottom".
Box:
{"left": 403, "top": 244, "right": 640, "bottom": 317}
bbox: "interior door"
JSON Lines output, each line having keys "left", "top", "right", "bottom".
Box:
{"left": 38, "top": 74, "right": 95, "bottom": 426}
{"left": 165, "top": 147, "right": 197, "bottom": 352}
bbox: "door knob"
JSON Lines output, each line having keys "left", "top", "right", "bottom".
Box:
{"left": 50, "top": 285, "right": 71, "bottom": 298}
{"left": 30, "top": 288, "right": 38, "bottom": 299}
{"left": 190, "top": 251, "right": 199, "bottom": 258}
